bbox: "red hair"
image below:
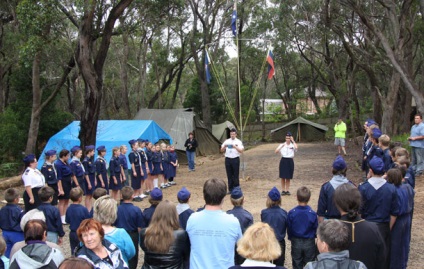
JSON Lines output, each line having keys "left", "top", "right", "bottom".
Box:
{"left": 77, "top": 219, "right": 105, "bottom": 242}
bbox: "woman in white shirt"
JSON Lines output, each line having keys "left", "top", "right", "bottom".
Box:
{"left": 275, "top": 132, "right": 297, "bottom": 196}
{"left": 22, "top": 154, "right": 45, "bottom": 212}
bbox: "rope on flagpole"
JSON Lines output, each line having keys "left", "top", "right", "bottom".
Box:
{"left": 205, "top": 46, "right": 240, "bottom": 130}
{"left": 242, "top": 46, "right": 271, "bottom": 132}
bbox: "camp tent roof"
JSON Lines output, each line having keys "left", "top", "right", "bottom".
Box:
{"left": 134, "top": 108, "right": 221, "bottom": 156}
{"left": 212, "top": 121, "right": 235, "bottom": 142}
{"left": 37, "top": 120, "right": 172, "bottom": 169}
{"left": 270, "top": 116, "right": 328, "bottom": 142}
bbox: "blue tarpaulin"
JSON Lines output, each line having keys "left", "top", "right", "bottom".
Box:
{"left": 37, "top": 120, "right": 172, "bottom": 169}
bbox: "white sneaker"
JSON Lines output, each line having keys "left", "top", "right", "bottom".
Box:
{"left": 169, "top": 181, "right": 177, "bottom": 185}
{"left": 61, "top": 215, "right": 67, "bottom": 225}
{"left": 139, "top": 194, "right": 147, "bottom": 199}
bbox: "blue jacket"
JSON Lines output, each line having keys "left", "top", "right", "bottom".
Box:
{"left": 0, "top": 204, "right": 24, "bottom": 232}
{"left": 38, "top": 203, "right": 65, "bottom": 237}
{"left": 227, "top": 206, "right": 254, "bottom": 233}
{"left": 261, "top": 206, "right": 288, "bottom": 241}
{"left": 288, "top": 205, "right": 318, "bottom": 240}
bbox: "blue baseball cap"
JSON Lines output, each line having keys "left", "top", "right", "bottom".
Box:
{"left": 333, "top": 156, "right": 347, "bottom": 170}
{"left": 85, "top": 145, "right": 95, "bottom": 151}
{"left": 97, "top": 145, "right": 106, "bottom": 151}
{"left": 369, "top": 156, "right": 385, "bottom": 174}
{"left": 268, "top": 187, "right": 281, "bottom": 201}
{"left": 231, "top": 187, "right": 243, "bottom": 199}
{"left": 150, "top": 188, "right": 163, "bottom": 200}
{"left": 286, "top": 132, "right": 292, "bottom": 137}
{"left": 23, "top": 154, "right": 36, "bottom": 163}
{"left": 44, "top": 150, "right": 57, "bottom": 157}
{"left": 177, "top": 187, "right": 191, "bottom": 200}
{"left": 71, "top": 146, "right": 81, "bottom": 154}
{"left": 372, "top": 128, "right": 382, "bottom": 139}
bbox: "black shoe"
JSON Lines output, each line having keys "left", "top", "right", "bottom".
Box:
{"left": 286, "top": 191, "right": 291, "bottom": 195}
{"left": 132, "top": 197, "right": 143, "bottom": 202}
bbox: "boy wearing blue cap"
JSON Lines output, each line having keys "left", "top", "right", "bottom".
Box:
{"left": 95, "top": 145, "right": 108, "bottom": 193}
{"left": 317, "top": 156, "right": 354, "bottom": 222}
{"left": 116, "top": 186, "right": 144, "bottom": 269}
{"left": 227, "top": 186, "right": 253, "bottom": 265}
{"left": 143, "top": 188, "right": 163, "bottom": 227}
{"left": 261, "top": 187, "right": 288, "bottom": 266}
{"left": 41, "top": 150, "right": 59, "bottom": 206}
{"left": 359, "top": 156, "right": 399, "bottom": 269}
{"left": 82, "top": 145, "right": 96, "bottom": 211}
{"left": 177, "top": 187, "right": 194, "bottom": 230}
{"left": 0, "top": 188, "right": 24, "bottom": 258}
{"left": 288, "top": 186, "right": 318, "bottom": 269}
{"left": 364, "top": 128, "right": 384, "bottom": 176}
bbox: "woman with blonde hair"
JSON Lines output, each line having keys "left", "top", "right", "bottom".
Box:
{"left": 93, "top": 195, "right": 135, "bottom": 265}
{"left": 230, "top": 222, "right": 287, "bottom": 269}
{"left": 140, "top": 200, "right": 190, "bottom": 269}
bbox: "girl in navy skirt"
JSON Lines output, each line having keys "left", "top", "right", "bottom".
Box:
{"left": 95, "top": 146, "right": 108, "bottom": 193}
{"left": 82, "top": 145, "right": 96, "bottom": 211}
{"left": 168, "top": 145, "right": 178, "bottom": 185}
{"left": 151, "top": 144, "right": 164, "bottom": 188}
{"left": 55, "top": 149, "right": 73, "bottom": 223}
{"left": 275, "top": 132, "right": 298, "bottom": 195}
{"left": 109, "top": 147, "right": 123, "bottom": 201}
{"left": 70, "top": 146, "right": 86, "bottom": 195}
{"left": 161, "top": 143, "right": 170, "bottom": 188}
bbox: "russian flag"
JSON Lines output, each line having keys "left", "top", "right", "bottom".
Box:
{"left": 267, "top": 50, "right": 275, "bottom": 80}
{"left": 205, "top": 51, "right": 212, "bottom": 84}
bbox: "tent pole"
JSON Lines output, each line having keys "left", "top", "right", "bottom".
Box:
{"left": 298, "top": 123, "right": 301, "bottom": 142}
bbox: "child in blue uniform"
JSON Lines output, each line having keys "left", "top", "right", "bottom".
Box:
{"left": 55, "top": 149, "right": 73, "bottom": 224}
{"left": 37, "top": 186, "right": 65, "bottom": 244}
{"left": 41, "top": 150, "right": 58, "bottom": 206}
{"left": 359, "top": 156, "right": 399, "bottom": 269}
{"left": 227, "top": 186, "right": 253, "bottom": 265}
{"left": 119, "top": 145, "right": 129, "bottom": 187}
{"left": 70, "top": 146, "right": 86, "bottom": 194}
{"left": 145, "top": 142, "right": 154, "bottom": 192}
{"left": 317, "top": 156, "right": 353, "bottom": 222}
{"left": 379, "top": 135, "right": 393, "bottom": 172}
{"left": 116, "top": 186, "right": 145, "bottom": 269}
{"left": 65, "top": 187, "right": 90, "bottom": 255}
{"left": 138, "top": 141, "right": 148, "bottom": 199}
{"left": 364, "top": 128, "right": 384, "bottom": 176}
{"left": 261, "top": 186, "right": 288, "bottom": 267}
{"left": 288, "top": 186, "right": 318, "bottom": 269}
{"left": 128, "top": 140, "right": 144, "bottom": 202}
{"left": 0, "top": 188, "right": 24, "bottom": 258}
{"left": 167, "top": 145, "right": 178, "bottom": 185}
{"left": 89, "top": 187, "right": 108, "bottom": 218}
{"left": 82, "top": 145, "right": 96, "bottom": 211}
{"left": 151, "top": 144, "right": 164, "bottom": 189}
{"left": 143, "top": 188, "right": 163, "bottom": 227}
{"left": 161, "top": 143, "right": 170, "bottom": 188}
{"left": 109, "top": 147, "right": 124, "bottom": 201}
{"left": 387, "top": 168, "right": 414, "bottom": 269}
{"left": 177, "top": 187, "right": 194, "bottom": 230}
{"left": 95, "top": 145, "right": 108, "bottom": 193}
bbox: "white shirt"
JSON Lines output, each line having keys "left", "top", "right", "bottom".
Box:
{"left": 222, "top": 138, "right": 244, "bottom": 158}
{"left": 278, "top": 142, "right": 296, "bottom": 158}
{"left": 22, "top": 167, "right": 45, "bottom": 188}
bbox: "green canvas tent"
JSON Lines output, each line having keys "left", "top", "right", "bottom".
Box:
{"left": 212, "top": 121, "right": 235, "bottom": 142}
{"left": 270, "top": 116, "right": 328, "bottom": 142}
{"left": 134, "top": 109, "right": 221, "bottom": 162}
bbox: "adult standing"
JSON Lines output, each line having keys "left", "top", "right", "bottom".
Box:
{"left": 186, "top": 178, "right": 242, "bottom": 269}
{"left": 221, "top": 129, "right": 244, "bottom": 193}
{"left": 334, "top": 118, "right": 347, "bottom": 156}
{"left": 184, "top": 132, "right": 198, "bottom": 172}
{"left": 408, "top": 114, "right": 424, "bottom": 176}
{"left": 274, "top": 132, "right": 297, "bottom": 195}
{"left": 21, "top": 154, "right": 45, "bottom": 212}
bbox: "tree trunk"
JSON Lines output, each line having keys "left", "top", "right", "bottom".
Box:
{"left": 119, "top": 20, "right": 131, "bottom": 118}
{"left": 381, "top": 71, "right": 401, "bottom": 134}
{"left": 25, "top": 52, "right": 42, "bottom": 154}
{"left": 76, "top": 0, "right": 134, "bottom": 148}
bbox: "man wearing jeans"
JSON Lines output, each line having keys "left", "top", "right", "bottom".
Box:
{"left": 408, "top": 114, "right": 424, "bottom": 176}
{"left": 184, "top": 132, "right": 198, "bottom": 171}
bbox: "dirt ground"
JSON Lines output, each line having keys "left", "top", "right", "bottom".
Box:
{"left": 2, "top": 140, "right": 423, "bottom": 268}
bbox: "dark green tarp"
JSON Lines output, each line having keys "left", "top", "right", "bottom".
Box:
{"left": 270, "top": 116, "right": 328, "bottom": 142}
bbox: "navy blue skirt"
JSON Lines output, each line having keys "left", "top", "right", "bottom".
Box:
{"left": 279, "top": 157, "right": 294, "bottom": 179}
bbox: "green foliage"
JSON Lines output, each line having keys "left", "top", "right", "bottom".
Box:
{"left": 0, "top": 163, "right": 21, "bottom": 178}
{"left": 391, "top": 133, "right": 411, "bottom": 152}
